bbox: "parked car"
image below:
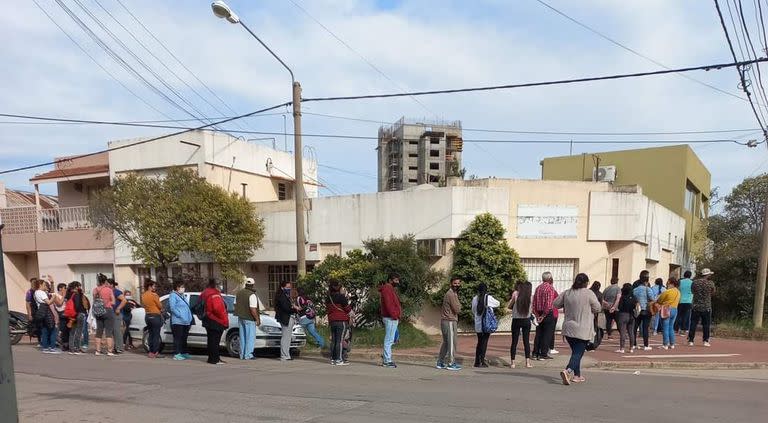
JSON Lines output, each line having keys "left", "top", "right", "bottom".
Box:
{"left": 129, "top": 292, "right": 306, "bottom": 357}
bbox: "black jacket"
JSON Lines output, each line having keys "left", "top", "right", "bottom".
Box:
{"left": 274, "top": 290, "right": 294, "bottom": 326}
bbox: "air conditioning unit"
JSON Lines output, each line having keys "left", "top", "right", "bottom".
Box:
{"left": 418, "top": 239, "right": 444, "bottom": 257}
{"left": 593, "top": 165, "right": 617, "bottom": 182}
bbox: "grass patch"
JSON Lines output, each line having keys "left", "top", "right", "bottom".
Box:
{"left": 306, "top": 321, "right": 436, "bottom": 350}
{"left": 713, "top": 319, "right": 768, "bottom": 341}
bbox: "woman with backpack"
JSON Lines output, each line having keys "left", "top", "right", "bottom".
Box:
{"left": 169, "top": 280, "right": 193, "bottom": 361}
{"left": 326, "top": 279, "right": 352, "bottom": 366}
{"left": 297, "top": 287, "right": 325, "bottom": 349}
{"left": 141, "top": 279, "right": 163, "bottom": 358}
{"left": 615, "top": 283, "right": 637, "bottom": 354}
{"left": 553, "top": 273, "right": 602, "bottom": 385}
{"left": 472, "top": 283, "right": 499, "bottom": 368}
{"left": 507, "top": 281, "right": 533, "bottom": 369}
{"left": 92, "top": 274, "right": 116, "bottom": 356}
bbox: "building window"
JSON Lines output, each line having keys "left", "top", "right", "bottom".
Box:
{"left": 278, "top": 183, "right": 287, "bottom": 200}
{"left": 430, "top": 137, "right": 440, "bottom": 144}
{"left": 429, "top": 162, "right": 439, "bottom": 170}
{"left": 684, "top": 184, "right": 698, "bottom": 214}
{"left": 430, "top": 150, "right": 439, "bottom": 157}
{"left": 611, "top": 258, "right": 619, "bottom": 281}
{"left": 266, "top": 264, "right": 313, "bottom": 307}
{"left": 409, "top": 153, "right": 418, "bottom": 158}
{"left": 409, "top": 166, "right": 417, "bottom": 170}
{"left": 409, "top": 141, "right": 418, "bottom": 145}
{"left": 429, "top": 174, "right": 439, "bottom": 183}
{"left": 408, "top": 178, "right": 417, "bottom": 183}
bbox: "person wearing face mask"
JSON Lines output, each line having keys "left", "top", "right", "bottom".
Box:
{"left": 274, "top": 280, "right": 300, "bottom": 361}
{"left": 169, "top": 280, "right": 193, "bottom": 360}
{"left": 379, "top": 273, "right": 402, "bottom": 369}
{"left": 436, "top": 277, "right": 462, "bottom": 371}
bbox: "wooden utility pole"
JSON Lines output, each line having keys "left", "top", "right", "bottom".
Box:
{"left": 754, "top": 200, "right": 768, "bottom": 328}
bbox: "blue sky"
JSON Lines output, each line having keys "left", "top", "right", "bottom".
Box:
{"left": 1, "top": 0, "right": 766, "bottom": 201}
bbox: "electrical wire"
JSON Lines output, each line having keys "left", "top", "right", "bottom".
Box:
{"left": 302, "top": 57, "right": 768, "bottom": 102}
{"left": 732, "top": 0, "right": 768, "bottom": 119}
{"left": 714, "top": 0, "right": 768, "bottom": 135}
{"left": 0, "top": 112, "right": 287, "bottom": 126}
{"left": 318, "top": 164, "right": 376, "bottom": 179}
{"left": 0, "top": 102, "right": 292, "bottom": 176}
{"left": 534, "top": 0, "right": 750, "bottom": 103}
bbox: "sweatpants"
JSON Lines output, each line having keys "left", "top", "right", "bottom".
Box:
{"left": 438, "top": 320, "right": 458, "bottom": 365}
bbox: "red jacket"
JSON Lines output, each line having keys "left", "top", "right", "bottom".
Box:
{"left": 379, "top": 283, "right": 401, "bottom": 320}
{"left": 326, "top": 292, "right": 352, "bottom": 322}
{"left": 201, "top": 287, "right": 229, "bottom": 328}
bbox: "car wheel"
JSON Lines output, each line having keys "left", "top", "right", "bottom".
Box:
{"left": 226, "top": 330, "right": 240, "bottom": 358}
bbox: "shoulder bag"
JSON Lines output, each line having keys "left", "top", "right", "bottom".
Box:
{"left": 481, "top": 294, "right": 498, "bottom": 333}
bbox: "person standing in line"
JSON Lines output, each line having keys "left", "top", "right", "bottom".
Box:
{"left": 274, "top": 280, "right": 299, "bottom": 361}
{"left": 169, "top": 280, "right": 193, "bottom": 361}
{"left": 54, "top": 283, "right": 68, "bottom": 351}
{"left": 69, "top": 282, "right": 88, "bottom": 355}
{"left": 589, "top": 281, "right": 603, "bottom": 334}
{"left": 472, "top": 283, "right": 500, "bottom": 368}
{"left": 554, "top": 273, "right": 602, "bottom": 385}
{"left": 656, "top": 277, "right": 681, "bottom": 350}
{"left": 615, "top": 284, "right": 637, "bottom": 354}
{"left": 296, "top": 287, "right": 325, "bottom": 349}
{"left": 122, "top": 290, "right": 138, "bottom": 350}
{"left": 688, "top": 269, "right": 716, "bottom": 347}
{"left": 631, "top": 271, "right": 655, "bottom": 352}
{"left": 202, "top": 279, "right": 229, "bottom": 365}
{"left": 650, "top": 278, "right": 666, "bottom": 335}
{"left": 25, "top": 277, "right": 40, "bottom": 345}
{"left": 507, "top": 281, "right": 533, "bottom": 369}
{"left": 34, "top": 279, "right": 59, "bottom": 354}
{"left": 437, "top": 277, "right": 462, "bottom": 371}
{"left": 235, "top": 278, "right": 263, "bottom": 360}
{"left": 92, "top": 274, "right": 116, "bottom": 356}
{"left": 141, "top": 279, "right": 163, "bottom": 358}
{"left": 326, "top": 279, "right": 352, "bottom": 366}
{"left": 532, "top": 272, "right": 558, "bottom": 361}
{"left": 676, "top": 271, "right": 694, "bottom": 335}
{"left": 379, "top": 273, "right": 402, "bottom": 369}
{"left": 109, "top": 279, "right": 127, "bottom": 354}
{"left": 602, "top": 278, "right": 621, "bottom": 340}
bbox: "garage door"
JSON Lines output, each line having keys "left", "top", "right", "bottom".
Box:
{"left": 521, "top": 258, "right": 577, "bottom": 294}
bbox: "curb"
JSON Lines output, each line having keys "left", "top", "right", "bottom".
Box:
{"left": 302, "top": 350, "right": 578, "bottom": 369}
{"left": 593, "top": 361, "right": 768, "bottom": 370}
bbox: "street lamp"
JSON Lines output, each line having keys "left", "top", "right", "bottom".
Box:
{"left": 211, "top": 1, "right": 307, "bottom": 277}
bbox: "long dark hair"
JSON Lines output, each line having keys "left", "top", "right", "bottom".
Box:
{"left": 572, "top": 273, "right": 589, "bottom": 290}
{"left": 515, "top": 281, "right": 532, "bottom": 315}
{"left": 589, "top": 281, "right": 601, "bottom": 293}
{"left": 620, "top": 283, "right": 633, "bottom": 296}
{"left": 476, "top": 283, "right": 488, "bottom": 315}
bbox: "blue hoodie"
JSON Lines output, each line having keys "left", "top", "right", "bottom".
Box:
{"left": 169, "top": 291, "right": 193, "bottom": 326}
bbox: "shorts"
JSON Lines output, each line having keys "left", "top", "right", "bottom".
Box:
{"left": 95, "top": 309, "right": 115, "bottom": 338}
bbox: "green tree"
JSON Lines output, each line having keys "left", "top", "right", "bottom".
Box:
{"left": 90, "top": 168, "right": 264, "bottom": 285}
{"left": 436, "top": 213, "right": 526, "bottom": 323}
{"left": 701, "top": 174, "right": 768, "bottom": 320}
{"left": 298, "top": 235, "right": 442, "bottom": 327}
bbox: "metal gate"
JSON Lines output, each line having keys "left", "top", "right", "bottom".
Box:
{"left": 520, "top": 258, "right": 577, "bottom": 293}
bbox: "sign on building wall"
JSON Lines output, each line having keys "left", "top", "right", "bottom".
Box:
{"left": 516, "top": 205, "right": 578, "bottom": 238}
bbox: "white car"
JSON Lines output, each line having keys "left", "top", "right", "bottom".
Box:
{"left": 129, "top": 292, "right": 306, "bottom": 357}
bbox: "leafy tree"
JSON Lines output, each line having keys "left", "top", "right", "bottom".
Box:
{"left": 700, "top": 174, "right": 768, "bottom": 320}
{"left": 90, "top": 168, "right": 264, "bottom": 284}
{"left": 298, "top": 235, "right": 442, "bottom": 327}
{"left": 434, "top": 213, "right": 526, "bottom": 322}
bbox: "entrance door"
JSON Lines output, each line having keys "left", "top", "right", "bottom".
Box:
{"left": 71, "top": 264, "right": 115, "bottom": 296}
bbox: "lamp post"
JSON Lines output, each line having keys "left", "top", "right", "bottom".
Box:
{"left": 0, "top": 224, "right": 20, "bottom": 422}
{"left": 211, "top": 1, "right": 307, "bottom": 276}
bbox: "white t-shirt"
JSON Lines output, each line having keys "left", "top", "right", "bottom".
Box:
{"left": 34, "top": 290, "right": 49, "bottom": 306}
{"left": 248, "top": 293, "right": 264, "bottom": 310}
{"left": 471, "top": 294, "right": 500, "bottom": 333}
{"left": 54, "top": 293, "right": 65, "bottom": 312}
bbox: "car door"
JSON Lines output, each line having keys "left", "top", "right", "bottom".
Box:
{"left": 160, "top": 297, "right": 173, "bottom": 344}
{"left": 186, "top": 294, "right": 206, "bottom": 347}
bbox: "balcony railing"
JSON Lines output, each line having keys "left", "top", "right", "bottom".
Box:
{"left": 0, "top": 206, "right": 93, "bottom": 234}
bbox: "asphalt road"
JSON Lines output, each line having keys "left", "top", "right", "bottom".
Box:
{"left": 11, "top": 345, "right": 767, "bottom": 423}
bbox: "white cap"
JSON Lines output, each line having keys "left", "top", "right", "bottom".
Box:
{"left": 244, "top": 278, "right": 256, "bottom": 286}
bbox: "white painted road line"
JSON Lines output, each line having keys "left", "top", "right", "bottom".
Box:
{"left": 621, "top": 354, "right": 741, "bottom": 359}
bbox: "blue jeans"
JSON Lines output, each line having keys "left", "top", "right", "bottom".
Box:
{"left": 382, "top": 317, "right": 399, "bottom": 363}
{"left": 299, "top": 316, "right": 325, "bottom": 348}
{"left": 41, "top": 325, "right": 58, "bottom": 350}
{"left": 565, "top": 336, "right": 588, "bottom": 377}
{"left": 239, "top": 320, "right": 257, "bottom": 359}
{"left": 82, "top": 316, "right": 89, "bottom": 346}
{"left": 662, "top": 308, "right": 678, "bottom": 346}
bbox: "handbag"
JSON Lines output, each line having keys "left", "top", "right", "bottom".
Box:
{"left": 481, "top": 295, "right": 498, "bottom": 333}
{"left": 660, "top": 305, "right": 671, "bottom": 319}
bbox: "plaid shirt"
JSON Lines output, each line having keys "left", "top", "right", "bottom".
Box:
{"left": 532, "top": 282, "right": 558, "bottom": 316}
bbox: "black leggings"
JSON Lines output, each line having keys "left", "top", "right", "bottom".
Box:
{"left": 475, "top": 332, "right": 491, "bottom": 366}
{"left": 510, "top": 318, "right": 531, "bottom": 360}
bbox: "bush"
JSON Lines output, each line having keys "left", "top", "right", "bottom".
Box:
{"left": 310, "top": 321, "right": 436, "bottom": 349}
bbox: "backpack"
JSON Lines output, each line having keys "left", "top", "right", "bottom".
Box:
{"left": 63, "top": 297, "right": 76, "bottom": 319}
{"left": 300, "top": 297, "right": 317, "bottom": 320}
{"left": 191, "top": 296, "right": 207, "bottom": 321}
{"left": 481, "top": 295, "right": 498, "bottom": 333}
{"left": 91, "top": 289, "right": 107, "bottom": 318}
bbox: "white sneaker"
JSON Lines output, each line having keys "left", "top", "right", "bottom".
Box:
{"left": 659, "top": 345, "right": 669, "bottom": 350}
{"left": 670, "top": 345, "right": 676, "bottom": 349}
{"left": 614, "top": 349, "right": 625, "bottom": 354}
{"left": 688, "top": 342, "right": 694, "bottom": 347}
{"left": 703, "top": 341, "right": 711, "bottom": 347}
{"left": 643, "top": 346, "right": 652, "bottom": 351}
{"left": 549, "top": 349, "right": 559, "bottom": 355}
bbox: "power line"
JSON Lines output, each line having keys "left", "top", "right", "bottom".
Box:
{"left": 286, "top": 0, "right": 436, "bottom": 117}
{"left": 318, "top": 164, "right": 376, "bottom": 179}
{"left": 728, "top": 0, "right": 768, "bottom": 119}
{"left": 0, "top": 102, "right": 292, "bottom": 176}
{"left": 714, "top": 0, "right": 768, "bottom": 137}
{"left": 534, "top": 0, "right": 749, "bottom": 103}
{"left": 303, "top": 110, "right": 761, "bottom": 136}
{"left": 0, "top": 112, "right": 287, "bottom": 125}
{"left": 31, "top": 0, "right": 174, "bottom": 120}
{"left": 735, "top": 0, "right": 768, "bottom": 116}
{"left": 1, "top": 112, "right": 762, "bottom": 145}
{"left": 302, "top": 57, "right": 768, "bottom": 102}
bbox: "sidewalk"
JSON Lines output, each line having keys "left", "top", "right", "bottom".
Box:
{"left": 306, "top": 331, "right": 768, "bottom": 370}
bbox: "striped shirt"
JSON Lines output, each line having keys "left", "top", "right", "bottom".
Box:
{"left": 533, "top": 282, "right": 558, "bottom": 316}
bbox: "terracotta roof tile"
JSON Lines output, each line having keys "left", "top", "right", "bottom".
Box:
{"left": 30, "top": 164, "right": 109, "bottom": 182}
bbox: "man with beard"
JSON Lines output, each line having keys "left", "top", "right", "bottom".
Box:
{"left": 437, "top": 277, "right": 462, "bottom": 371}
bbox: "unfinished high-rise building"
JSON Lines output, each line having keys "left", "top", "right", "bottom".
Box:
{"left": 377, "top": 117, "right": 464, "bottom": 192}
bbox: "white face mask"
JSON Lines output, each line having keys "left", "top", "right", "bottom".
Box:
{"left": 178, "top": 287, "right": 186, "bottom": 294}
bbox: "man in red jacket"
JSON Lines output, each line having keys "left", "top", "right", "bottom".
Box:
{"left": 379, "top": 273, "right": 401, "bottom": 368}
{"left": 201, "top": 279, "right": 229, "bottom": 365}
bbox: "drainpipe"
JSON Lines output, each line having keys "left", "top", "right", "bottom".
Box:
{"left": 34, "top": 184, "right": 41, "bottom": 232}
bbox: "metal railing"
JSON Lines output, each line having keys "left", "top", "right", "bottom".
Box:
{"left": 0, "top": 206, "right": 92, "bottom": 234}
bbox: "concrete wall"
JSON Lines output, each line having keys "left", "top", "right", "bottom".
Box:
{"left": 56, "top": 177, "right": 109, "bottom": 208}
{"left": 3, "top": 252, "right": 36, "bottom": 312}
